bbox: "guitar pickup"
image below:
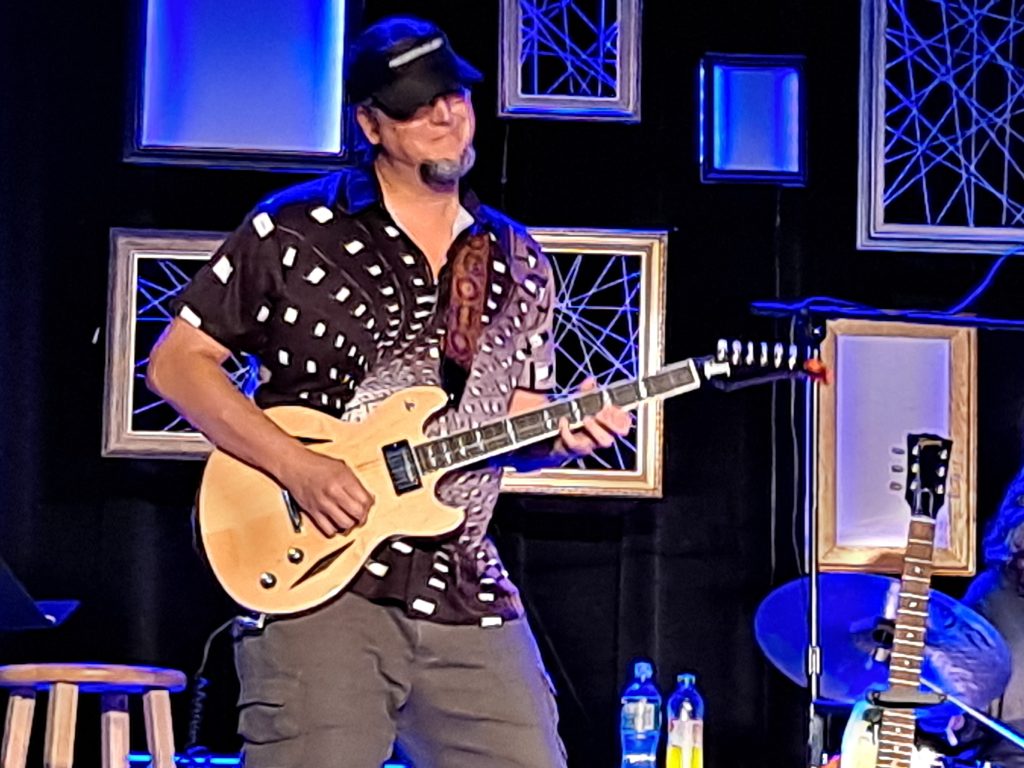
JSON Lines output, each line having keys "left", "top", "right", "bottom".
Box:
{"left": 383, "top": 440, "right": 422, "bottom": 495}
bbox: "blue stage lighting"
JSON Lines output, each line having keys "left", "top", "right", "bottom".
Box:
{"left": 699, "top": 53, "right": 807, "bottom": 186}
{"left": 127, "top": 755, "right": 410, "bottom": 766}
{"left": 128, "top": 0, "right": 348, "bottom": 170}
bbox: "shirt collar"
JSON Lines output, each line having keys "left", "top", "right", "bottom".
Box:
{"left": 336, "top": 163, "right": 485, "bottom": 219}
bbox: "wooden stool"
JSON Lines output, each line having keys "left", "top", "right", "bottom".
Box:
{"left": 0, "top": 663, "right": 187, "bottom": 768}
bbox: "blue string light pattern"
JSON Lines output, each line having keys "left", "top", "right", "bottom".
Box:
{"left": 107, "top": 229, "right": 668, "bottom": 495}
{"left": 858, "top": 0, "right": 1024, "bottom": 252}
{"left": 499, "top": 0, "right": 641, "bottom": 121}
{"left": 126, "top": 253, "right": 642, "bottom": 472}
{"left": 132, "top": 255, "right": 259, "bottom": 436}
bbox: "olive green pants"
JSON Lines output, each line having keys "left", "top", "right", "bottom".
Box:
{"left": 234, "top": 592, "right": 567, "bottom": 768}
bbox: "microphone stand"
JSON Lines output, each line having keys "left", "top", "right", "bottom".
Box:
{"left": 801, "top": 318, "right": 825, "bottom": 767}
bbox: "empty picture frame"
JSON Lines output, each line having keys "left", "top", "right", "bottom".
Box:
{"left": 105, "top": 227, "right": 668, "bottom": 496}
{"left": 816, "top": 319, "right": 977, "bottom": 575}
{"left": 125, "top": 0, "right": 352, "bottom": 170}
{"left": 858, "top": 0, "right": 1024, "bottom": 253}
{"left": 498, "top": 0, "right": 642, "bottom": 121}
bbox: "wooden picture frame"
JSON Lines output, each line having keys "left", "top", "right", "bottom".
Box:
{"left": 104, "top": 227, "right": 668, "bottom": 497}
{"left": 817, "top": 319, "right": 977, "bottom": 575}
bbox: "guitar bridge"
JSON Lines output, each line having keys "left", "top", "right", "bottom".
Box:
{"left": 383, "top": 440, "right": 422, "bottom": 494}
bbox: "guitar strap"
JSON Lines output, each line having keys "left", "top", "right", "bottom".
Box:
{"left": 440, "top": 225, "right": 493, "bottom": 404}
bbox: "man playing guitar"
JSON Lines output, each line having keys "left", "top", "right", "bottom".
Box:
{"left": 147, "top": 15, "right": 630, "bottom": 768}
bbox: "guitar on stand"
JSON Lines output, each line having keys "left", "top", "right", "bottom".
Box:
{"left": 840, "top": 433, "right": 953, "bottom": 768}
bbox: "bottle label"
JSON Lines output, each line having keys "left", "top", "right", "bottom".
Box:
{"left": 667, "top": 719, "right": 703, "bottom": 768}
{"left": 668, "top": 718, "right": 702, "bottom": 747}
{"left": 622, "top": 701, "right": 658, "bottom": 732}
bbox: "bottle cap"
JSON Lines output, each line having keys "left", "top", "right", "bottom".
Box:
{"left": 677, "top": 673, "right": 696, "bottom": 686}
{"left": 634, "top": 661, "right": 653, "bottom": 681}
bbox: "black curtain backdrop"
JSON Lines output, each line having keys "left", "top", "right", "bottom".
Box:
{"left": 3, "top": 2, "right": 1024, "bottom": 767}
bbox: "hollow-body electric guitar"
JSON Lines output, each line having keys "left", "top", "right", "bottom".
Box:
{"left": 198, "top": 340, "right": 818, "bottom": 615}
{"left": 840, "top": 433, "right": 953, "bottom": 768}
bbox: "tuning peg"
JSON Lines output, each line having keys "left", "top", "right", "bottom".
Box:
{"left": 940, "top": 449, "right": 949, "bottom": 460}
{"left": 938, "top": 466, "right": 947, "bottom": 477}
{"left": 937, "top": 485, "right": 945, "bottom": 495}
{"left": 745, "top": 341, "right": 755, "bottom": 366}
{"left": 911, "top": 462, "right": 920, "bottom": 475}
{"left": 759, "top": 342, "right": 769, "bottom": 367}
{"left": 788, "top": 344, "right": 798, "bottom": 370}
{"left": 773, "top": 343, "right": 784, "bottom": 368}
{"left": 731, "top": 340, "right": 742, "bottom": 366}
{"left": 716, "top": 338, "right": 728, "bottom": 363}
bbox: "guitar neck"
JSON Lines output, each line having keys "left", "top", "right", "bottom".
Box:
{"left": 876, "top": 516, "right": 936, "bottom": 768}
{"left": 412, "top": 357, "right": 708, "bottom": 475}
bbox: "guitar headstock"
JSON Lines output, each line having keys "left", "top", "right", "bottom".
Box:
{"left": 904, "top": 433, "right": 953, "bottom": 519}
{"left": 703, "top": 339, "right": 826, "bottom": 391}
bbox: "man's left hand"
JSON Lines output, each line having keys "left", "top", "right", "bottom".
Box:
{"left": 554, "top": 378, "right": 633, "bottom": 458}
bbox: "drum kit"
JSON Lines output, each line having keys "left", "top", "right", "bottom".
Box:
{"left": 755, "top": 572, "right": 1020, "bottom": 766}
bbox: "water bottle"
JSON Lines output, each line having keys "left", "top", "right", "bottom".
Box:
{"left": 666, "top": 673, "right": 704, "bottom": 768}
{"left": 619, "top": 659, "right": 661, "bottom": 766}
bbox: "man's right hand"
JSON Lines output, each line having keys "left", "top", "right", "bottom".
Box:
{"left": 279, "top": 450, "right": 375, "bottom": 536}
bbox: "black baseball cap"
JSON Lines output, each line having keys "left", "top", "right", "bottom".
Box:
{"left": 347, "top": 16, "right": 483, "bottom": 120}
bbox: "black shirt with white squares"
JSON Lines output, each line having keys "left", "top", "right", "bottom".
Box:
{"left": 173, "top": 166, "right": 557, "bottom": 626}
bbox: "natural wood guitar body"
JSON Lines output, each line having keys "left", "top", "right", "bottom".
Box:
{"left": 840, "top": 699, "right": 939, "bottom": 768}
{"left": 197, "top": 386, "right": 464, "bottom": 615}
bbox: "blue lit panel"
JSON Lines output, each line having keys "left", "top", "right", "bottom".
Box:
{"left": 699, "top": 54, "right": 806, "bottom": 186}
{"left": 132, "top": 0, "right": 346, "bottom": 167}
{"left": 834, "top": 335, "right": 952, "bottom": 550}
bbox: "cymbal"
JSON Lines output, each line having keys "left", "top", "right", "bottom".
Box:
{"left": 755, "top": 574, "right": 1011, "bottom": 711}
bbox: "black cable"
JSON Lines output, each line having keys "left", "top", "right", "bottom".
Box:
{"left": 499, "top": 122, "right": 511, "bottom": 211}
{"left": 520, "top": 587, "right": 594, "bottom": 729}
{"left": 182, "top": 617, "right": 235, "bottom": 760}
{"left": 490, "top": 518, "right": 592, "bottom": 727}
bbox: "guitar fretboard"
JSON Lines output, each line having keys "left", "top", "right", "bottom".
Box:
{"left": 413, "top": 359, "right": 702, "bottom": 474}
{"left": 876, "top": 517, "right": 935, "bottom": 768}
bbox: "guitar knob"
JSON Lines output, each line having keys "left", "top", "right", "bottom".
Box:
{"left": 288, "top": 548, "right": 304, "bottom": 564}
{"left": 260, "top": 572, "right": 278, "bottom": 589}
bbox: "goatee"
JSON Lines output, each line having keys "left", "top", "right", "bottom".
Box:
{"left": 420, "top": 146, "right": 476, "bottom": 188}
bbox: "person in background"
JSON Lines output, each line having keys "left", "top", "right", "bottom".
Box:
{"left": 949, "top": 465, "right": 1024, "bottom": 767}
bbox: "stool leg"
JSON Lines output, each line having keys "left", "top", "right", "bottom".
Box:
{"left": 142, "top": 690, "right": 175, "bottom": 768}
{"left": 1, "top": 689, "right": 35, "bottom": 768}
{"left": 100, "top": 694, "right": 129, "bottom": 768}
{"left": 43, "top": 682, "right": 78, "bottom": 768}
